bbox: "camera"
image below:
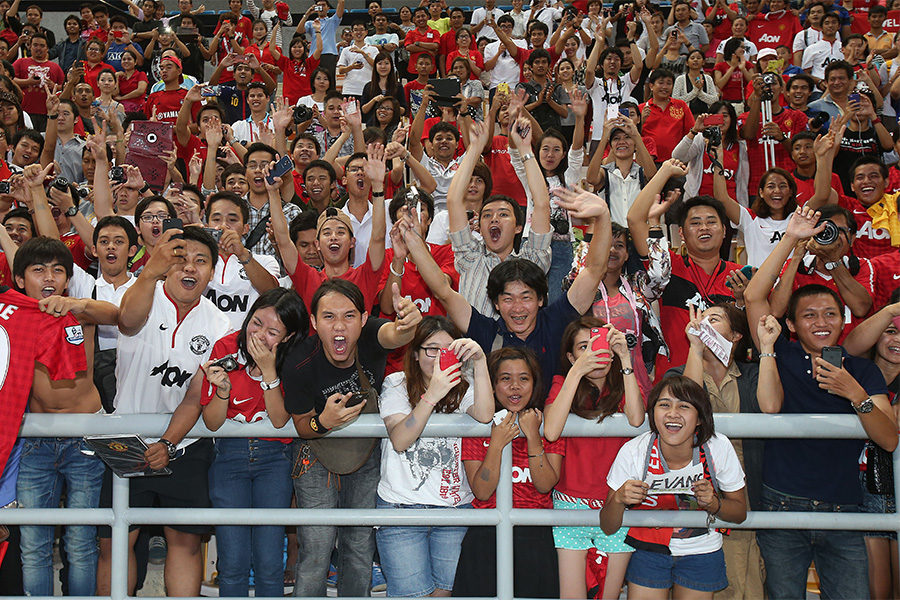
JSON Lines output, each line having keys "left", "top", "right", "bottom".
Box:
{"left": 293, "top": 105, "right": 313, "bottom": 124}
{"left": 702, "top": 125, "right": 722, "bottom": 147}
{"left": 551, "top": 215, "right": 569, "bottom": 235}
{"left": 75, "top": 185, "right": 90, "bottom": 199}
{"left": 814, "top": 218, "right": 842, "bottom": 246}
{"left": 761, "top": 72, "right": 779, "bottom": 87}
{"left": 109, "top": 166, "right": 126, "bottom": 184}
{"left": 51, "top": 177, "right": 70, "bottom": 193}
{"left": 202, "top": 227, "right": 223, "bottom": 242}
{"left": 809, "top": 111, "right": 828, "bottom": 130}
{"left": 0, "top": 181, "right": 10, "bottom": 194}
{"left": 212, "top": 356, "right": 239, "bottom": 372}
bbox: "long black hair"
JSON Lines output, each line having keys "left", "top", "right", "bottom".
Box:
{"left": 237, "top": 288, "right": 309, "bottom": 373}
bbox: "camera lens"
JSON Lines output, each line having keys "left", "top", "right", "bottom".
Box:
{"left": 813, "top": 219, "right": 840, "bottom": 246}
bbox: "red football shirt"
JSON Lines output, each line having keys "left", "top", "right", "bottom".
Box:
{"left": 698, "top": 142, "right": 741, "bottom": 200}
{"left": 837, "top": 192, "right": 898, "bottom": 260}
{"left": 793, "top": 170, "right": 844, "bottom": 206}
{"left": 289, "top": 254, "right": 385, "bottom": 315}
{"left": 0, "top": 287, "right": 87, "bottom": 477}
{"left": 749, "top": 11, "right": 802, "bottom": 50}
{"left": 277, "top": 55, "right": 319, "bottom": 104}
{"left": 462, "top": 434, "right": 565, "bottom": 508}
{"left": 483, "top": 135, "right": 528, "bottom": 207}
{"left": 444, "top": 49, "right": 484, "bottom": 79}
{"left": 738, "top": 107, "right": 808, "bottom": 194}
{"left": 83, "top": 61, "right": 116, "bottom": 96}
{"left": 146, "top": 88, "right": 188, "bottom": 123}
{"left": 244, "top": 44, "right": 278, "bottom": 83}
{"left": 13, "top": 58, "right": 65, "bottom": 116}
{"left": 870, "top": 251, "right": 900, "bottom": 310}
{"left": 61, "top": 232, "right": 92, "bottom": 271}
{"left": 640, "top": 98, "right": 695, "bottom": 162}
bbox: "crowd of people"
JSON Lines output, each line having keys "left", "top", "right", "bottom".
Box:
{"left": 0, "top": 0, "right": 897, "bottom": 598}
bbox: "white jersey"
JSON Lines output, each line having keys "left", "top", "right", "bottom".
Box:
{"left": 204, "top": 252, "right": 280, "bottom": 330}
{"left": 114, "top": 280, "right": 232, "bottom": 447}
{"left": 67, "top": 265, "right": 138, "bottom": 351}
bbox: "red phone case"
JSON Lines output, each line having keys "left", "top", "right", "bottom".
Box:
{"left": 590, "top": 328, "right": 609, "bottom": 352}
{"left": 439, "top": 348, "right": 459, "bottom": 370}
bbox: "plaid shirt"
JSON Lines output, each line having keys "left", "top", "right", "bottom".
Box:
{"left": 244, "top": 198, "right": 301, "bottom": 263}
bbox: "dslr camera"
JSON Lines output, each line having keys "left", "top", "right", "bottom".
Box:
{"left": 814, "top": 218, "right": 844, "bottom": 246}
{"left": 293, "top": 105, "right": 313, "bottom": 124}
{"left": 109, "top": 166, "right": 126, "bottom": 184}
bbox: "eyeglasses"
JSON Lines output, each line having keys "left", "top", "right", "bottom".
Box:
{"left": 420, "top": 346, "right": 441, "bottom": 357}
{"left": 245, "top": 161, "right": 266, "bottom": 170}
{"left": 139, "top": 213, "right": 168, "bottom": 223}
{"left": 345, "top": 166, "right": 365, "bottom": 173}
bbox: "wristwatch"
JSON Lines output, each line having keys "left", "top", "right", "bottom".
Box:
{"left": 823, "top": 260, "right": 840, "bottom": 271}
{"left": 853, "top": 396, "right": 875, "bottom": 414}
{"left": 260, "top": 377, "right": 280, "bottom": 391}
{"left": 64, "top": 206, "right": 78, "bottom": 217}
{"left": 158, "top": 438, "right": 178, "bottom": 459}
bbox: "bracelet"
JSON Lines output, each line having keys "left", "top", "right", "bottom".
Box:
{"left": 237, "top": 253, "right": 252, "bottom": 265}
{"left": 873, "top": 118, "right": 882, "bottom": 125}
{"left": 309, "top": 414, "right": 330, "bottom": 433}
{"left": 260, "top": 377, "right": 280, "bottom": 391}
{"left": 389, "top": 261, "right": 405, "bottom": 277}
{"left": 403, "top": 150, "right": 411, "bottom": 162}
{"left": 710, "top": 494, "right": 722, "bottom": 517}
{"left": 528, "top": 448, "right": 545, "bottom": 467}
{"left": 521, "top": 152, "right": 535, "bottom": 162}
{"left": 420, "top": 393, "right": 437, "bottom": 407}
{"left": 215, "top": 391, "right": 229, "bottom": 400}
{"left": 620, "top": 367, "right": 634, "bottom": 375}
{"left": 759, "top": 352, "right": 776, "bottom": 359}
{"left": 372, "top": 190, "right": 386, "bottom": 198}
{"left": 47, "top": 114, "right": 58, "bottom": 119}
{"left": 139, "top": 183, "right": 151, "bottom": 194}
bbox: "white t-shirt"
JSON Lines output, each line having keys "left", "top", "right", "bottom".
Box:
{"left": 114, "top": 280, "right": 232, "bottom": 447}
{"left": 736, "top": 206, "right": 791, "bottom": 268}
{"left": 67, "top": 265, "right": 138, "bottom": 352}
{"left": 296, "top": 95, "right": 325, "bottom": 112}
{"left": 425, "top": 210, "right": 484, "bottom": 246}
{"left": 471, "top": 6, "right": 506, "bottom": 40}
{"left": 341, "top": 201, "right": 373, "bottom": 269}
{"left": 802, "top": 39, "right": 843, "bottom": 79}
{"left": 792, "top": 28, "right": 840, "bottom": 55}
{"left": 484, "top": 39, "right": 528, "bottom": 89}
{"left": 588, "top": 73, "right": 637, "bottom": 141}
{"left": 204, "top": 252, "right": 280, "bottom": 330}
{"left": 337, "top": 43, "right": 379, "bottom": 95}
{"left": 716, "top": 36, "right": 758, "bottom": 58}
{"left": 377, "top": 371, "right": 475, "bottom": 506}
{"left": 607, "top": 431, "right": 745, "bottom": 556}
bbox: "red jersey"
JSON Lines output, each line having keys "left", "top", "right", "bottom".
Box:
{"left": 277, "top": 55, "right": 319, "bottom": 104}
{"left": 439, "top": 29, "right": 461, "bottom": 62}
{"left": 462, "top": 434, "right": 565, "bottom": 509}
{"left": 838, "top": 192, "right": 898, "bottom": 260}
{"left": 245, "top": 43, "right": 278, "bottom": 83}
{"left": 214, "top": 35, "right": 251, "bottom": 83}
{"left": 545, "top": 375, "right": 633, "bottom": 501}
{"left": 654, "top": 252, "right": 739, "bottom": 379}
{"left": 640, "top": 98, "right": 695, "bottom": 162}
{"left": 82, "top": 61, "right": 115, "bottom": 96}
{"left": 146, "top": 87, "right": 188, "bottom": 123}
{"left": 870, "top": 251, "right": 900, "bottom": 310}
{"left": 483, "top": 135, "right": 528, "bottom": 207}
{"left": 0, "top": 287, "right": 87, "bottom": 477}
{"left": 117, "top": 69, "right": 149, "bottom": 113}
{"left": 0, "top": 253, "right": 11, "bottom": 288}
{"left": 706, "top": 4, "right": 742, "bottom": 40}
{"left": 201, "top": 331, "right": 291, "bottom": 443}
{"left": 793, "top": 170, "right": 844, "bottom": 206}
{"left": 444, "top": 49, "right": 484, "bottom": 78}
{"left": 698, "top": 142, "right": 740, "bottom": 200}
{"left": 749, "top": 10, "right": 802, "bottom": 50}
{"left": 404, "top": 79, "right": 429, "bottom": 107}
{"left": 405, "top": 27, "right": 441, "bottom": 75}
{"left": 713, "top": 61, "right": 751, "bottom": 102}
{"left": 379, "top": 244, "right": 459, "bottom": 375}
{"left": 175, "top": 133, "right": 209, "bottom": 167}
{"left": 61, "top": 232, "right": 92, "bottom": 271}
{"left": 289, "top": 254, "right": 385, "bottom": 314}
{"left": 422, "top": 117, "right": 465, "bottom": 157}
{"left": 13, "top": 58, "right": 65, "bottom": 115}
{"left": 738, "top": 107, "right": 807, "bottom": 194}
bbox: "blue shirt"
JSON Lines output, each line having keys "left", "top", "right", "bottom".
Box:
{"left": 105, "top": 41, "right": 143, "bottom": 72}
{"left": 466, "top": 292, "right": 581, "bottom": 396}
{"left": 306, "top": 13, "right": 341, "bottom": 56}
{"left": 763, "top": 335, "right": 889, "bottom": 504}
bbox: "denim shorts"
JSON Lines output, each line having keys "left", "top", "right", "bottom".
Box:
{"left": 551, "top": 492, "right": 632, "bottom": 553}
{"left": 859, "top": 471, "right": 897, "bottom": 540}
{"left": 375, "top": 495, "right": 470, "bottom": 597}
{"left": 626, "top": 548, "right": 728, "bottom": 592}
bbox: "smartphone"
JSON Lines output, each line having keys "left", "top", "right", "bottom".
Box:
{"left": 203, "top": 227, "right": 223, "bottom": 242}
{"left": 346, "top": 391, "right": 367, "bottom": 407}
{"left": 704, "top": 114, "right": 724, "bottom": 127}
{"left": 266, "top": 155, "right": 294, "bottom": 185}
{"left": 821, "top": 346, "right": 843, "bottom": 368}
{"left": 590, "top": 327, "right": 609, "bottom": 353}
{"left": 497, "top": 82, "right": 510, "bottom": 95}
{"left": 233, "top": 54, "right": 249, "bottom": 64}
{"left": 740, "top": 264, "right": 754, "bottom": 279}
{"left": 168, "top": 181, "right": 184, "bottom": 194}
{"left": 606, "top": 104, "right": 620, "bottom": 120}
{"left": 849, "top": 92, "right": 861, "bottom": 104}
{"left": 342, "top": 100, "right": 358, "bottom": 115}
{"left": 162, "top": 217, "right": 184, "bottom": 240}
{"left": 439, "top": 348, "right": 460, "bottom": 371}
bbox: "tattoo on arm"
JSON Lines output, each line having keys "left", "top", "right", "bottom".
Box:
{"left": 404, "top": 415, "right": 417, "bottom": 429}
{"left": 480, "top": 468, "right": 491, "bottom": 481}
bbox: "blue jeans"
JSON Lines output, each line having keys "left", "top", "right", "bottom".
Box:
{"left": 375, "top": 496, "right": 470, "bottom": 596}
{"left": 547, "top": 239, "right": 574, "bottom": 304}
{"left": 17, "top": 437, "right": 104, "bottom": 597}
{"left": 208, "top": 438, "right": 293, "bottom": 598}
{"left": 757, "top": 485, "right": 869, "bottom": 599}
{"left": 291, "top": 443, "right": 380, "bottom": 598}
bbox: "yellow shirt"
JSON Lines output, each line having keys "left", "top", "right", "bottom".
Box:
{"left": 427, "top": 17, "right": 451, "bottom": 35}
{"left": 866, "top": 30, "right": 893, "bottom": 54}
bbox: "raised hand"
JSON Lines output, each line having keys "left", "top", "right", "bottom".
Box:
{"left": 552, "top": 185, "right": 610, "bottom": 220}
{"left": 757, "top": 314, "right": 782, "bottom": 349}
{"left": 363, "top": 142, "right": 386, "bottom": 185}
{"left": 785, "top": 206, "right": 825, "bottom": 240}
{"left": 392, "top": 282, "right": 422, "bottom": 333}
{"left": 570, "top": 87, "right": 588, "bottom": 118}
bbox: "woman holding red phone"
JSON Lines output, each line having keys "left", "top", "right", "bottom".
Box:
{"left": 375, "top": 316, "right": 494, "bottom": 598}
{"left": 542, "top": 316, "right": 645, "bottom": 599}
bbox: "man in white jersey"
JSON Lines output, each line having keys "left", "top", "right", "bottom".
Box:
{"left": 96, "top": 225, "right": 232, "bottom": 597}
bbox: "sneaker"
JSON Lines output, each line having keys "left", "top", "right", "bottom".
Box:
{"left": 326, "top": 563, "right": 337, "bottom": 587}
{"left": 372, "top": 563, "right": 386, "bottom": 593}
{"left": 148, "top": 535, "right": 167, "bottom": 565}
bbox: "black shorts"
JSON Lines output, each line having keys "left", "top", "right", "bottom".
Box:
{"left": 98, "top": 439, "right": 213, "bottom": 537}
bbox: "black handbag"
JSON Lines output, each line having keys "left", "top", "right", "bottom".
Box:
{"left": 865, "top": 440, "right": 894, "bottom": 495}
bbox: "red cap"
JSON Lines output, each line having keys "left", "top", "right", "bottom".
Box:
{"left": 160, "top": 55, "right": 182, "bottom": 70}
{"left": 276, "top": 2, "right": 290, "bottom": 20}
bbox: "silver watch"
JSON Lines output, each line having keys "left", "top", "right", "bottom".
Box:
{"left": 823, "top": 260, "right": 840, "bottom": 271}
{"left": 853, "top": 397, "right": 874, "bottom": 414}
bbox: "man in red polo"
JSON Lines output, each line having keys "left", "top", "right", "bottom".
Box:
{"left": 639, "top": 68, "right": 694, "bottom": 162}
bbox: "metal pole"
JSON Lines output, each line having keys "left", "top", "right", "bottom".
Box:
{"left": 110, "top": 475, "right": 130, "bottom": 600}
{"left": 495, "top": 443, "right": 514, "bottom": 600}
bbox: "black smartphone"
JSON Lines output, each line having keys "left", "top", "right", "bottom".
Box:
{"left": 162, "top": 217, "right": 184, "bottom": 240}
{"left": 266, "top": 155, "right": 294, "bottom": 185}
{"left": 821, "top": 346, "right": 842, "bottom": 368}
{"left": 346, "top": 391, "right": 367, "bottom": 407}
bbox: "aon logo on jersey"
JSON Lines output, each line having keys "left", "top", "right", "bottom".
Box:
{"left": 511, "top": 466, "right": 533, "bottom": 483}
{"left": 206, "top": 289, "right": 250, "bottom": 313}
{"left": 151, "top": 361, "right": 192, "bottom": 387}
{"left": 758, "top": 34, "right": 781, "bottom": 43}
{"left": 857, "top": 220, "right": 890, "bottom": 240}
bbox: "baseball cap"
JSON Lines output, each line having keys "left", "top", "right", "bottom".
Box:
{"left": 316, "top": 207, "right": 354, "bottom": 237}
{"left": 160, "top": 54, "right": 182, "bottom": 69}
{"left": 757, "top": 48, "right": 777, "bottom": 60}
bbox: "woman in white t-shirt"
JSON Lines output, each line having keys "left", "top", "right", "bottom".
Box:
{"left": 375, "top": 316, "right": 494, "bottom": 598}
{"left": 712, "top": 148, "right": 797, "bottom": 267}
{"left": 600, "top": 375, "right": 747, "bottom": 598}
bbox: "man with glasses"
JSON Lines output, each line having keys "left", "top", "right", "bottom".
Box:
{"left": 242, "top": 142, "right": 301, "bottom": 259}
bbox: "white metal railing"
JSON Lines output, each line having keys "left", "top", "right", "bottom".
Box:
{"left": 7, "top": 412, "right": 900, "bottom": 600}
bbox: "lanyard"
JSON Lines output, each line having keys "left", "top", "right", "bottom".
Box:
{"left": 686, "top": 256, "right": 723, "bottom": 305}
{"left": 597, "top": 276, "right": 642, "bottom": 348}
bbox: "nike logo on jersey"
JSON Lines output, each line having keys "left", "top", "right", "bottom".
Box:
{"left": 893, "top": 274, "right": 900, "bottom": 280}
{"left": 233, "top": 397, "right": 253, "bottom": 405}
{"left": 159, "top": 324, "right": 168, "bottom": 330}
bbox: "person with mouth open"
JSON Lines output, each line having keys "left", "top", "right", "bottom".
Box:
{"left": 269, "top": 144, "right": 387, "bottom": 314}
{"left": 280, "top": 278, "right": 422, "bottom": 597}
{"left": 402, "top": 128, "right": 615, "bottom": 394}
{"left": 744, "top": 205, "right": 897, "bottom": 600}
{"left": 97, "top": 225, "right": 232, "bottom": 597}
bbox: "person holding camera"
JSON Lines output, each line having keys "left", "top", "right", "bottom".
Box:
{"left": 664, "top": 0, "right": 710, "bottom": 55}
{"left": 201, "top": 288, "right": 307, "bottom": 598}
{"left": 743, "top": 205, "right": 896, "bottom": 600}
{"left": 738, "top": 71, "right": 808, "bottom": 199}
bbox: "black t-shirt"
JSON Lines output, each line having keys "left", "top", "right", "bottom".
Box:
{"left": 181, "top": 41, "right": 206, "bottom": 81}
{"left": 835, "top": 126, "right": 882, "bottom": 195}
{"left": 281, "top": 316, "right": 391, "bottom": 415}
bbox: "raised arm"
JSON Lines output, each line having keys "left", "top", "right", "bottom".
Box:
{"left": 447, "top": 121, "right": 490, "bottom": 234}
{"left": 555, "top": 187, "right": 611, "bottom": 314}
{"left": 627, "top": 159, "right": 689, "bottom": 256}
{"left": 265, "top": 166, "right": 299, "bottom": 276}
{"left": 711, "top": 142, "right": 745, "bottom": 226}
{"left": 364, "top": 143, "right": 387, "bottom": 271}
{"left": 118, "top": 228, "right": 185, "bottom": 335}
{"left": 508, "top": 116, "right": 550, "bottom": 234}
